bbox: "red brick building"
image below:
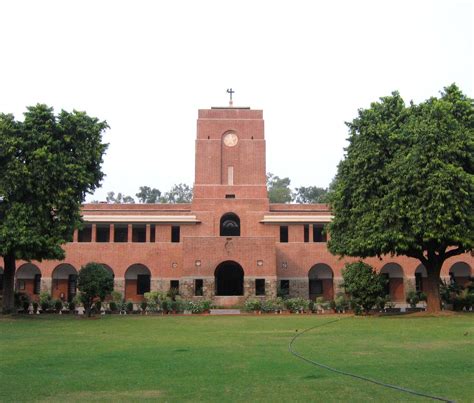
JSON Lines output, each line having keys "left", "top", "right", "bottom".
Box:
{"left": 2, "top": 106, "right": 472, "bottom": 306}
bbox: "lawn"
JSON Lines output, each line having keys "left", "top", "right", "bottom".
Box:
{"left": 0, "top": 314, "right": 473, "bottom": 402}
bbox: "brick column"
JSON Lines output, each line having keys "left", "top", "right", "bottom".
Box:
{"left": 127, "top": 224, "right": 132, "bottom": 243}
{"left": 114, "top": 278, "right": 125, "bottom": 296}
{"left": 41, "top": 278, "right": 52, "bottom": 295}
{"left": 92, "top": 224, "right": 97, "bottom": 242}
{"left": 73, "top": 229, "right": 78, "bottom": 243}
{"left": 146, "top": 224, "right": 151, "bottom": 243}
{"left": 109, "top": 224, "right": 115, "bottom": 243}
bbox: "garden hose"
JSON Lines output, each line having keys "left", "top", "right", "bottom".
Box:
{"left": 288, "top": 317, "right": 455, "bottom": 403}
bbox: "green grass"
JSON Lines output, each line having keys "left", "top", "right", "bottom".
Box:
{"left": 0, "top": 314, "right": 473, "bottom": 402}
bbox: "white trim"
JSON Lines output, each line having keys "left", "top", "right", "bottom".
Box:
{"left": 82, "top": 215, "right": 200, "bottom": 224}
{"left": 261, "top": 215, "right": 333, "bottom": 224}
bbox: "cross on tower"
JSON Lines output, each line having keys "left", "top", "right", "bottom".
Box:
{"left": 227, "top": 88, "right": 235, "bottom": 106}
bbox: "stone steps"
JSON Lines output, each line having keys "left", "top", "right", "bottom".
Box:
{"left": 210, "top": 309, "right": 241, "bottom": 315}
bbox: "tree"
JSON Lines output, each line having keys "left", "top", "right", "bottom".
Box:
{"left": 293, "top": 186, "right": 328, "bottom": 203}
{"left": 106, "top": 191, "right": 135, "bottom": 204}
{"left": 161, "top": 183, "right": 193, "bottom": 203}
{"left": 0, "top": 105, "right": 108, "bottom": 313}
{"left": 267, "top": 173, "right": 292, "bottom": 203}
{"left": 136, "top": 186, "right": 161, "bottom": 203}
{"left": 328, "top": 84, "right": 474, "bottom": 313}
{"left": 77, "top": 262, "right": 114, "bottom": 317}
{"left": 342, "top": 261, "right": 387, "bottom": 314}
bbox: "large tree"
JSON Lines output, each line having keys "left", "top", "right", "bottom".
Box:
{"left": 328, "top": 84, "right": 473, "bottom": 312}
{"left": 136, "top": 186, "right": 161, "bottom": 203}
{"left": 293, "top": 186, "right": 328, "bottom": 203}
{"left": 0, "top": 105, "right": 108, "bottom": 313}
{"left": 161, "top": 183, "right": 193, "bottom": 203}
{"left": 267, "top": 173, "right": 292, "bottom": 203}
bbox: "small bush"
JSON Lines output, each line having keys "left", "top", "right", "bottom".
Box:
{"left": 244, "top": 299, "right": 262, "bottom": 312}
{"left": 285, "top": 298, "right": 309, "bottom": 313}
{"left": 68, "top": 301, "right": 76, "bottom": 312}
{"left": 109, "top": 301, "right": 118, "bottom": 312}
{"left": 140, "top": 301, "right": 148, "bottom": 312}
{"left": 126, "top": 301, "right": 134, "bottom": 313}
{"left": 261, "top": 299, "right": 276, "bottom": 313}
{"left": 54, "top": 299, "right": 63, "bottom": 312}
{"left": 32, "top": 302, "right": 39, "bottom": 313}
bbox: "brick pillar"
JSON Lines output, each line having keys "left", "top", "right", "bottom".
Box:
{"left": 92, "top": 224, "right": 97, "bottom": 242}
{"left": 127, "top": 224, "right": 132, "bottom": 243}
{"left": 204, "top": 278, "right": 214, "bottom": 298}
{"left": 146, "top": 224, "right": 151, "bottom": 243}
{"left": 114, "top": 278, "right": 125, "bottom": 296}
{"left": 73, "top": 229, "right": 78, "bottom": 242}
{"left": 109, "top": 224, "right": 115, "bottom": 243}
{"left": 41, "top": 278, "right": 52, "bottom": 295}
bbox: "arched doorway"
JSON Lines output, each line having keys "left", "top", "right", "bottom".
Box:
{"left": 380, "top": 263, "right": 404, "bottom": 302}
{"left": 308, "top": 264, "right": 334, "bottom": 301}
{"left": 16, "top": 263, "right": 41, "bottom": 299}
{"left": 125, "top": 264, "right": 151, "bottom": 301}
{"left": 52, "top": 264, "right": 78, "bottom": 302}
{"left": 220, "top": 213, "right": 240, "bottom": 236}
{"left": 215, "top": 261, "right": 244, "bottom": 296}
{"left": 449, "top": 262, "right": 472, "bottom": 287}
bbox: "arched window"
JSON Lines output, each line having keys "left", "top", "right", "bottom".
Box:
{"left": 220, "top": 213, "right": 240, "bottom": 236}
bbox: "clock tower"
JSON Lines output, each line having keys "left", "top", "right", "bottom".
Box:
{"left": 193, "top": 106, "right": 268, "bottom": 201}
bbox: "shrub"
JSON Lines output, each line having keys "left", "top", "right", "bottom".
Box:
{"left": 140, "top": 301, "right": 148, "bottom": 312}
{"left": 39, "top": 292, "right": 52, "bottom": 312}
{"left": 77, "top": 262, "right": 114, "bottom": 317}
{"left": 200, "top": 300, "right": 213, "bottom": 312}
{"left": 94, "top": 301, "right": 102, "bottom": 313}
{"left": 144, "top": 291, "right": 165, "bottom": 312}
{"left": 111, "top": 291, "right": 123, "bottom": 304}
{"left": 126, "top": 301, "right": 134, "bottom": 313}
{"left": 285, "top": 298, "right": 309, "bottom": 313}
{"left": 68, "top": 301, "right": 76, "bottom": 312}
{"left": 406, "top": 290, "right": 427, "bottom": 308}
{"left": 54, "top": 299, "right": 63, "bottom": 312}
{"left": 109, "top": 301, "right": 118, "bottom": 312}
{"left": 342, "top": 261, "right": 387, "bottom": 314}
{"left": 376, "top": 295, "right": 390, "bottom": 311}
{"left": 261, "top": 299, "right": 276, "bottom": 313}
{"left": 333, "top": 293, "right": 350, "bottom": 313}
{"left": 32, "top": 301, "right": 39, "bottom": 313}
{"left": 244, "top": 299, "right": 262, "bottom": 312}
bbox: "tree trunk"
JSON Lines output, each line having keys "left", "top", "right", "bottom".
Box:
{"left": 424, "top": 262, "right": 442, "bottom": 313}
{"left": 2, "top": 253, "right": 17, "bottom": 314}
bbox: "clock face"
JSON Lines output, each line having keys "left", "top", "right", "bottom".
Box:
{"left": 223, "top": 132, "right": 238, "bottom": 147}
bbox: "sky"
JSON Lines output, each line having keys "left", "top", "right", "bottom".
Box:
{"left": 1, "top": 0, "right": 472, "bottom": 202}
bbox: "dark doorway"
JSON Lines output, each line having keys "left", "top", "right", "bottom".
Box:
{"left": 215, "top": 261, "right": 244, "bottom": 296}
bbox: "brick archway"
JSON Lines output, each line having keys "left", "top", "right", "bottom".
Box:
{"left": 308, "top": 264, "right": 334, "bottom": 301}
{"left": 214, "top": 261, "right": 244, "bottom": 296}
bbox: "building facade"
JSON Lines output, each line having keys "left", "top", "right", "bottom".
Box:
{"left": 2, "top": 106, "right": 473, "bottom": 306}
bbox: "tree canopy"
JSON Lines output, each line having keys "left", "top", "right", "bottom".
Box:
{"left": 0, "top": 104, "right": 108, "bottom": 312}
{"left": 328, "top": 84, "right": 474, "bottom": 312}
{"left": 293, "top": 186, "right": 328, "bottom": 203}
{"left": 267, "top": 173, "right": 292, "bottom": 203}
{"left": 136, "top": 186, "right": 161, "bottom": 203}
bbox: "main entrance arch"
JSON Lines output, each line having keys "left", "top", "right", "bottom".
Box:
{"left": 214, "top": 261, "right": 244, "bottom": 296}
